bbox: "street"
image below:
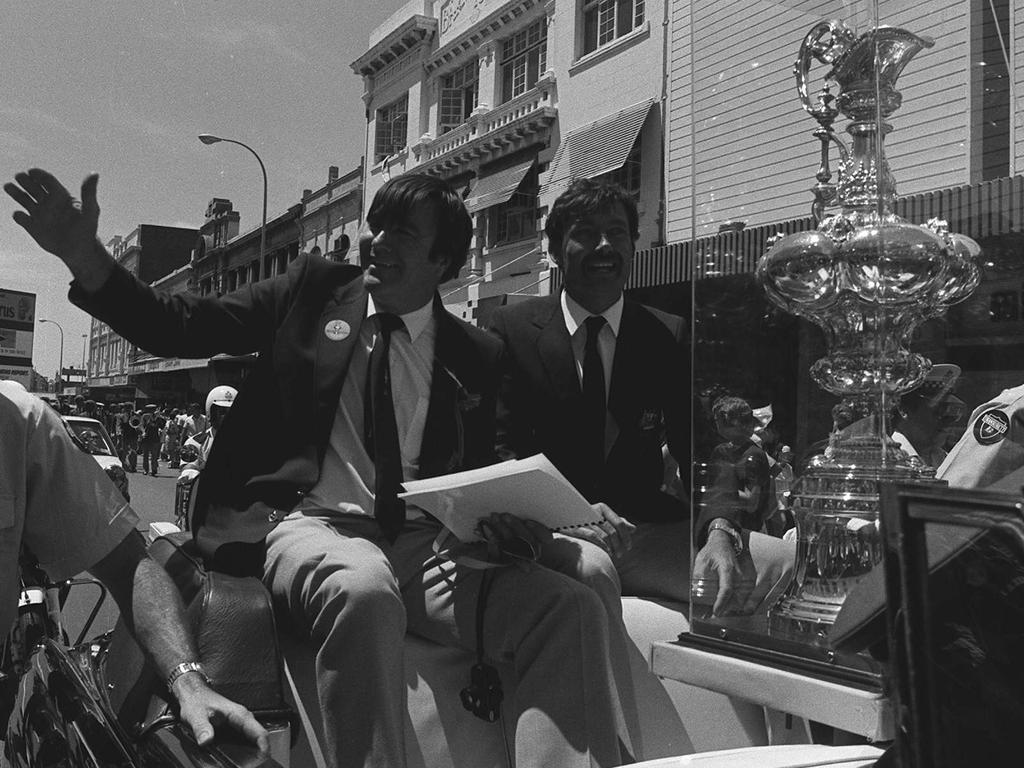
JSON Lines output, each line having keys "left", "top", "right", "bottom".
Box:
{"left": 126, "top": 464, "right": 182, "bottom": 532}
{"left": 61, "top": 464, "right": 182, "bottom": 645}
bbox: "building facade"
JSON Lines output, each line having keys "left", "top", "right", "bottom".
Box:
{"left": 86, "top": 224, "right": 197, "bottom": 404}
{"left": 299, "top": 162, "right": 364, "bottom": 264}
{"left": 352, "top": 0, "right": 665, "bottom": 323}
{"left": 191, "top": 199, "right": 302, "bottom": 299}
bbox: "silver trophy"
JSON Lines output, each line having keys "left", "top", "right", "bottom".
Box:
{"left": 756, "top": 20, "right": 981, "bottom": 645}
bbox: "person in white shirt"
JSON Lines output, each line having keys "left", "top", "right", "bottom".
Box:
{"left": 0, "top": 380, "right": 267, "bottom": 753}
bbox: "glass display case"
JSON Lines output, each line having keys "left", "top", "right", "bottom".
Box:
{"left": 621, "top": 0, "right": 1024, "bottom": 694}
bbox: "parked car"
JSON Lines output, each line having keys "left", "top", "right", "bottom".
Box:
{"left": 63, "top": 416, "right": 130, "bottom": 502}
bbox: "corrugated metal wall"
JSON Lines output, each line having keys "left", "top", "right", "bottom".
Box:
{"left": 666, "top": 0, "right": 977, "bottom": 243}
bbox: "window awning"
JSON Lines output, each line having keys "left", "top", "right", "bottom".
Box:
{"left": 464, "top": 159, "right": 536, "bottom": 213}
{"left": 543, "top": 99, "right": 655, "bottom": 195}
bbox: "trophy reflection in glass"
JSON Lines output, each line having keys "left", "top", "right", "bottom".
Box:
{"left": 756, "top": 20, "right": 981, "bottom": 645}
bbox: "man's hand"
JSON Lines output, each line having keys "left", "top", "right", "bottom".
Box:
{"left": 477, "top": 512, "right": 552, "bottom": 566}
{"left": 5, "top": 168, "right": 113, "bottom": 291}
{"left": 692, "top": 528, "right": 756, "bottom": 616}
{"left": 565, "top": 502, "right": 635, "bottom": 559}
{"left": 172, "top": 671, "right": 270, "bottom": 754}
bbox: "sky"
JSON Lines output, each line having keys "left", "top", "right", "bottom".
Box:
{"left": 0, "top": 0, "right": 407, "bottom": 380}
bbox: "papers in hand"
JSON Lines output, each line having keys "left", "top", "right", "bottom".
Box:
{"left": 398, "top": 454, "right": 600, "bottom": 542}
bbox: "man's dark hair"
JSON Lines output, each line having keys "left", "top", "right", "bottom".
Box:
{"left": 712, "top": 396, "right": 754, "bottom": 428}
{"left": 544, "top": 178, "right": 640, "bottom": 259}
{"left": 366, "top": 174, "right": 472, "bottom": 283}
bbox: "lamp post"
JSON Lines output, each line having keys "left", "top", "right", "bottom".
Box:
{"left": 198, "top": 133, "right": 268, "bottom": 270}
{"left": 81, "top": 333, "right": 88, "bottom": 376}
{"left": 39, "top": 318, "right": 64, "bottom": 394}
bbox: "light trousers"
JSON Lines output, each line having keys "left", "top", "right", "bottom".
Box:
{"left": 263, "top": 514, "right": 631, "bottom": 768}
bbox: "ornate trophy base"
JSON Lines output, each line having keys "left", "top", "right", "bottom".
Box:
{"left": 767, "top": 436, "right": 925, "bottom": 646}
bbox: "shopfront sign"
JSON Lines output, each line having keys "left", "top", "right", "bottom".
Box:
{"left": 0, "top": 288, "right": 35, "bottom": 387}
{"left": 131, "top": 356, "right": 209, "bottom": 373}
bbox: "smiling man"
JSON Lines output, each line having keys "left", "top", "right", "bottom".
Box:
{"left": 489, "top": 178, "right": 794, "bottom": 615}
{"left": 6, "top": 169, "right": 633, "bottom": 768}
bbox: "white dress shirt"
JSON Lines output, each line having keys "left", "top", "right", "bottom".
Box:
{"left": 297, "top": 296, "right": 435, "bottom": 519}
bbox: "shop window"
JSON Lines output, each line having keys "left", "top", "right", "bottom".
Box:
{"left": 582, "top": 0, "right": 644, "bottom": 56}
{"left": 500, "top": 20, "right": 547, "bottom": 103}
{"left": 375, "top": 94, "right": 409, "bottom": 163}
{"left": 990, "top": 290, "right": 1019, "bottom": 322}
{"left": 593, "top": 136, "right": 642, "bottom": 199}
{"left": 227, "top": 271, "right": 238, "bottom": 292}
{"left": 439, "top": 59, "right": 478, "bottom": 134}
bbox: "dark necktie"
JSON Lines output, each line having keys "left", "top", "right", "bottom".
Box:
{"left": 582, "top": 315, "right": 607, "bottom": 471}
{"left": 366, "top": 313, "right": 406, "bottom": 542}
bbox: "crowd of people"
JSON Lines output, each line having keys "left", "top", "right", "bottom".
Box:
{"left": 46, "top": 394, "right": 210, "bottom": 475}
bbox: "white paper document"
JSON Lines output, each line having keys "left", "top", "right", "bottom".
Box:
{"left": 398, "top": 453, "right": 600, "bottom": 542}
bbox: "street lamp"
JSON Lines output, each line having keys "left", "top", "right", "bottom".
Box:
{"left": 81, "top": 333, "right": 88, "bottom": 375}
{"left": 198, "top": 133, "right": 268, "bottom": 270}
{"left": 39, "top": 318, "right": 64, "bottom": 395}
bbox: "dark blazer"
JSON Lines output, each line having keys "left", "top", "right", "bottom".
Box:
{"left": 488, "top": 293, "right": 697, "bottom": 527}
{"left": 72, "top": 253, "right": 501, "bottom": 573}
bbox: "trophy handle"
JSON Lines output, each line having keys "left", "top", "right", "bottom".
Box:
{"left": 794, "top": 19, "right": 857, "bottom": 115}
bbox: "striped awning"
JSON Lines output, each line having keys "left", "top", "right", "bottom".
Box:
{"left": 465, "top": 159, "right": 535, "bottom": 213}
{"left": 627, "top": 175, "right": 1024, "bottom": 289}
{"left": 543, "top": 99, "right": 655, "bottom": 196}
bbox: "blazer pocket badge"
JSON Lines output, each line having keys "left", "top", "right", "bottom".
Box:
{"left": 638, "top": 408, "right": 662, "bottom": 431}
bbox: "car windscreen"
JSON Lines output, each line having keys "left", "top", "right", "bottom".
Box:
{"left": 66, "top": 421, "right": 118, "bottom": 457}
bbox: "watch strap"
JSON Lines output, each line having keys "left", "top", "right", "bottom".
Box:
{"left": 165, "top": 661, "right": 210, "bottom": 690}
{"left": 707, "top": 519, "right": 744, "bottom": 556}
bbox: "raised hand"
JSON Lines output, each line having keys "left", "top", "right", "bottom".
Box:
{"left": 5, "top": 168, "right": 113, "bottom": 290}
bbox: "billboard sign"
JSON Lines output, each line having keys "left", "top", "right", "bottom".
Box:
{"left": 0, "top": 289, "right": 36, "bottom": 387}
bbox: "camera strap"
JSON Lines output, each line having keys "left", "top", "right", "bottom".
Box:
{"left": 430, "top": 531, "right": 505, "bottom": 725}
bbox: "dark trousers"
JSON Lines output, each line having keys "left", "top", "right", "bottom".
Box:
{"left": 141, "top": 443, "right": 160, "bottom": 475}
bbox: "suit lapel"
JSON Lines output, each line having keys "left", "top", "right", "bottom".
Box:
{"left": 535, "top": 297, "right": 580, "bottom": 401}
{"left": 420, "top": 298, "right": 465, "bottom": 477}
{"left": 313, "top": 281, "right": 367, "bottom": 412}
{"left": 608, "top": 302, "right": 643, "bottom": 446}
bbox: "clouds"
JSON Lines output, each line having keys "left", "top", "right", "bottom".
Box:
{"left": 0, "top": 105, "right": 81, "bottom": 162}
{"left": 194, "top": 20, "right": 314, "bottom": 68}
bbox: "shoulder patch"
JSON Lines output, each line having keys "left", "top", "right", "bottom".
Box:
{"left": 974, "top": 409, "right": 1010, "bottom": 446}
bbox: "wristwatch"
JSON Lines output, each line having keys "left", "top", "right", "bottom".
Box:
{"left": 165, "top": 661, "right": 210, "bottom": 690}
{"left": 707, "top": 519, "right": 744, "bottom": 556}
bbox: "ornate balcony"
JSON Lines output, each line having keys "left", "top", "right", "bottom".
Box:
{"left": 413, "top": 80, "right": 557, "bottom": 176}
